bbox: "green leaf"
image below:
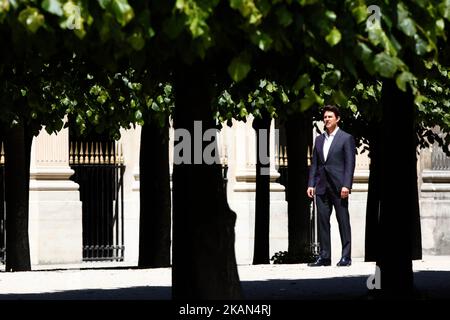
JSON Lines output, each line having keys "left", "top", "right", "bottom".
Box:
{"left": 368, "top": 24, "right": 397, "bottom": 56}
{"left": 325, "top": 27, "right": 341, "bottom": 47}
{"left": 239, "top": 107, "right": 248, "bottom": 118}
{"left": 42, "top": 0, "right": 63, "bottom": 16}
{"left": 300, "top": 97, "right": 315, "bottom": 111}
{"left": 414, "top": 34, "right": 429, "bottom": 55}
{"left": 280, "top": 91, "right": 289, "bottom": 104}
{"left": 298, "top": 0, "right": 319, "bottom": 6}
{"left": 250, "top": 30, "right": 273, "bottom": 51}
{"left": 98, "top": 0, "right": 111, "bottom": 9}
{"left": 275, "top": 6, "right": 293, "bottom": 27}
{"left": 293, "top": 73, "right": 310, "bottom": 93}
{"left": 111, "top": 0, "right": 134, "bottom": 26}
{"left": 413, "top": 0, "right": 428, "bottom": 9}
{"left": 373, "top": 52, "right": 399, "bottom": 78}
{"left": 230, "top": 0, "right": 262, "bottom": 25}
{"left": 397, "top": 3, "right": 416, "bottom": 37}
{"left": 128, "top": 30, "right": 145, "bottom": 50}
{"left": 396, "top": 71, "right": 415, "bottom": 92}
{"left": 348, "top": 100, "right": 358, "bottom": 113}
{"left": 438, "top": 0, "right": 450, "bottom": 21}
{"left": 18, "top": 7, "right": 45, "bottom": 33}
{"left": 436, "top": 19, "right": 445, "bottom": 35}
{"left": 355, "top": 42, "right": 375, "bottom": 74}
{"left": 300, "top": 86, "right": 323, "bottom": 111}
{"left": 325, "top": 10, "right": 337, "bottom": 21}
{"left": 324, "top": 70, "right": 341, "bottom": 87}
{"left": 135, "top": 110, "right": 143, "bottom": 121}
{"left": 351, "top": 5, "right": 367, "bottom": 24}
{"left": 4, "top": 0, "right": 15, "bottom": 10}
{"left": 60, "top": 1, "right": 84, "bottom": 34}
{"left": 332, "top": 90, "right": 347, "bottom": 106}
{"left": 228, "top": 53, "right": 251, "bottom": 82}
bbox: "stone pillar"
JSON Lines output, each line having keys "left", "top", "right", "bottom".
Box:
{"left": 29, "top": 126, "right": 82, "bottom": 265}
{"left": 222, "top": 117, "right": 287, "bottom": 265}
{"left": 119, "top": 127, "right": 141, "bottom": 264}
{"left": 419, "top": 144, "right": 450, "bottom": 255}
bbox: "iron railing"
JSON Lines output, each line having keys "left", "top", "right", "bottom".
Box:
{"left": 432, "top": 144, "right": 450, "bottom": 170}
{"left": 69, "top": 141, "right": 125, "bottom": 262}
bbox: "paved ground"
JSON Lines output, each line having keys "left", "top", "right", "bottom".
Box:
{"left": 0, "top": 256, "right": 450, "bottom": 300}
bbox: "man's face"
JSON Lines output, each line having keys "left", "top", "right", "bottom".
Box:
{"left": 323, "top": 111, "right": 339, "bottom": 132}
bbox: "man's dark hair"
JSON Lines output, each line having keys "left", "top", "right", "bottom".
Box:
{"left": 322, "top": 105, "right": 340, "bottom": 118}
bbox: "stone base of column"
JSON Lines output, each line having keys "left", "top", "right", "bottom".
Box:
{"left": 122, "top": 169, "right": 141, "bottom": 265}
{"left": 229, "top": 169, "right": 287, "bottom": 265}
{"left": 29, "top": 168, "right": 82, "bottom": 265}
{"left": 420, "top": 170, "right": 450, "bottom": 255}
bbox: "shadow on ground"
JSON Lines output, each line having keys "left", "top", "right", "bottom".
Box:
{"left": 243, "top": 271, "right": 450, "bottom": 300}
{"left": 0, "top": 271, "right": 449, "bottom": 300}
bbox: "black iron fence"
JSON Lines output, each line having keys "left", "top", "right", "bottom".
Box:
{"left": 0, "top": 142, "right": 5, "bottom": 264}
{"left": 69, "top": 141, "right": 125, "bottom": 262}
{"left": 432, "top": 144, "right": 450, "bottom": 170}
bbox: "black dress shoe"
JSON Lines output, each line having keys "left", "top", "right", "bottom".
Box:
{"left": 336, "top": 257, "right": 352, "bottom": 266}
{"left": 307, "top": 257, "right": 331, "bottom": 267}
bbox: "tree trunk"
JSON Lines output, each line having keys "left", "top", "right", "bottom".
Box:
{"left": 377, "top": 79, "right": 420, "bottom": 296}
{"left": 172, "top": 62, "right": 242, "bottom": 299}
{"left": 366, "top": 121, "right": 422, "bottom": 264}
{"left": 4, "top": 124, "right": 32, "bottom": 271}
{"left": 365, "top": 124, "right": 382, "bottom": 262}
{"left": 252, "top": 113, "right": 271, "bottom": 265}
{"left": 138, "top": 120, "right": 171, "bottom": 268}
{"left": 285, "top": 112, "right": 313, "bottom": 262}
{"left": 411, "top": 150, "right": 422, "bottom": 260}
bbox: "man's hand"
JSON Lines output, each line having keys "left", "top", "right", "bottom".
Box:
{"left": 307, "top": 187, "right": 315, "bottom": 198}
{"left": 341, "top": 187, "right": 350, "bottom": 199}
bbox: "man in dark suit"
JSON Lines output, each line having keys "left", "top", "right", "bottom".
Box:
{"left": 307, "top": 105, "right": 356, "bottom": 267}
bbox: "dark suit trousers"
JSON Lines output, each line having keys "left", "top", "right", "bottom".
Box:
{"left": 316, "top": 184, "right": 351, "bottom": 260}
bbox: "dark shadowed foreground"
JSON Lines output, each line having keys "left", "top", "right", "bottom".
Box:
{"left": 0, "top": 258, "right": 449, "bottom": 300}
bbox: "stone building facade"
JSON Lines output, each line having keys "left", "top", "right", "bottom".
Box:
{"left": 1, "top": 119, "right": 449, "bottom": 266}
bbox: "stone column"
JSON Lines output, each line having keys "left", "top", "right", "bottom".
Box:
{"left": 222, "top": 117, "right": 287, "bottom": 264}
{"left": 120, "top": 127, "right": 141, "bottom": 264}
{"left": 29, "top": 126, "right": 82, "bottom": 265}
{"left": 419, "top": 144, "right": 450, "bottom": 255}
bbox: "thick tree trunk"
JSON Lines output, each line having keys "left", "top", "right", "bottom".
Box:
{"left": 252, "top": 113, "right": 271, "bottom": 265}
{"left": 285, "top": 112, "right": 313, "bottom": 262}
{"left": 172, "top": 62, "right": 241, "bottom": 299}
{"left": 365, "top": 123, "right": 422, "bottom": 264}
{"left": 4, "top": 124, "right": 32, "bottom": 271}
{"left": 377, "top": 79, "right": 421, "bottom": 296}
{"left": 411, "top": 155, "right": 422, "bottom": 261}
{"left": 138, "top": 120, "right": 171, "bottom": 268}
{"left": 365, "top": 125, "right": 382, "bottom": 262}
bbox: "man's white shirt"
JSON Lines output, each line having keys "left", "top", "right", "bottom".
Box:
{"left": 323, "top": 127, "right": 339, "bottom": 161}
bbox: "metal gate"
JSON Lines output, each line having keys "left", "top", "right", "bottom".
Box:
{"left": 0, "top": 142, "right": 5, "bottom": 264}
{"left": 69, "top": 141, "right": 125, "bottom": 262}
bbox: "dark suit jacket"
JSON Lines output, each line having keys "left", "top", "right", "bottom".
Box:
{"left": 308, "top": 128, "right": 356, "bottom": 195}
